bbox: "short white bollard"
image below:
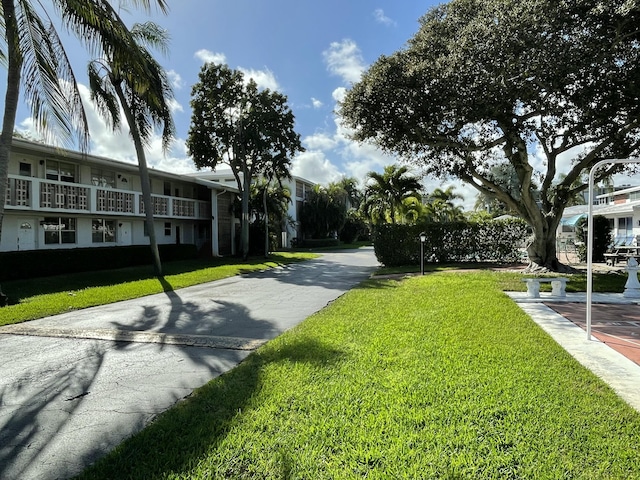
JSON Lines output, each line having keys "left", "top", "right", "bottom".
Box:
{"left": 624, "top": 256, "right": 640, "bottom": 298}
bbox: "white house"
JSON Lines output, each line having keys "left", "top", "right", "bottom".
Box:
{"left": 189, "top": 170, "right": 316, "bottom": 247}
{"left": 2, "top": 138, "right": 238, "bottom": 256}
{"left": 559, "top": 184, "right": 640, "bottom": 247}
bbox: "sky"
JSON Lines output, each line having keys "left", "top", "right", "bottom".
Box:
{"left": 5, "top": 0, "right": 485, "bottom": 208}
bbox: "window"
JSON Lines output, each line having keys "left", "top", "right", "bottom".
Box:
{"left": 164, "top": 181, "right": 171, "bottom": 196}
{"left": 43, "top": 217, "right": 76, "bottom": 244}
{"left": 92, "top": 218, "right": 116, "bottom": 243}
{"left": 19, "top": 162, "right": 32, "bottom": 177}
{"left": 91, "top": 168, "right": 116, "bottom": 188}
{"left": 164, "top": 222, "right": 172, "bottom": 236}
{"left": 46, "top": 160, "right": 75, "bottom": 183}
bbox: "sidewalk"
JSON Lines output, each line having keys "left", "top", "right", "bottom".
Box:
{"left": 508, "top": 291, "right": 640, "bottom": 413}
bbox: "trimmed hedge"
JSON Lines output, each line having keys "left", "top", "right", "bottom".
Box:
{"left": 0, "top": 244, "right": 198, "bottom": 282}
{"left": 373, "top": 219, "right": 529, "bottom": 267}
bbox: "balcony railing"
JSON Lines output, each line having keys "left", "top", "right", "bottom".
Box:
{"left": 6, "top": 175, "right": 210, "bottom": 220}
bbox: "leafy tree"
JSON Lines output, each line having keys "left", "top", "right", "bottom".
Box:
{"left": 88, "top": 21, "right": 175, "bottom": 277}
{"left": 340, "top": 0, "right": 640, "bottom": 272}
{"left": 0, "top": 0, "right": 168, "bottom": 242}
{"left": 300, "top": 185, "right": 346, "bottom": 239}
{"left": 187, "top": 63, "right": 303, "bottom": 259}
{"left": 249, "top": 179, "right": 292, "bottom": 256}
{"left": 360, "top": 164, "right": 422, "bottom": 225}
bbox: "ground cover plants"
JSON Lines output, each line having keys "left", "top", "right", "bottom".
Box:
{"left": 77, "top": 270, "right": 640, "bottom": 479}
{"left": 0, "top": 252, "right": 317, "bottom": 326}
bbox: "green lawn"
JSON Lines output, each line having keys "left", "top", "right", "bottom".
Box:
{"left": 76, "top": 270, "right": 640, "bottom": 479}
{"left": 0, "top": 252, "right": 317, "bottom": 326}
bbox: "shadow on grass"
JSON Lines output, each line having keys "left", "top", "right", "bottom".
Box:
{"left": 76, "top": 337, "right": 347, "bottom": 479}
{"left": 0, "top": 255, "right": 306, "bottom": 305}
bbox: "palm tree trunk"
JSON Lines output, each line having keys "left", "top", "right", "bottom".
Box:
{"left": 114, "top": 85, "right": 162, "bottom": 277}
{"left": 0, "top": 0, "right": 23, "bottom": 243}
{"left": 241, "top": 163, "right": 251, "bottom": 260}
{"left": 263, "top": 185, "right": 269, "bottom": 258}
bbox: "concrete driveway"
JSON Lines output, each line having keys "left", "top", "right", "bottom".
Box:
{"left": 0, "top": 248, "right": 379, "bottom": 480}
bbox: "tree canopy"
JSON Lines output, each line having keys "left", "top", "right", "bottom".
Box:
{"left": 187, "top": 63, "right": 303, "bottom": 258}
{"left": 340, "top": 0, "right": 640, "bottom": 271}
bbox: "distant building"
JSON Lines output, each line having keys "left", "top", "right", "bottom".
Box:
{"left": 2, "top": 138, "right": 238, "bottom": 256}
{"left": 189, "top": 170, "right": 316, "bottom": 247}
{"left": 559, "top": 184, "right": 640, "bottom": 246}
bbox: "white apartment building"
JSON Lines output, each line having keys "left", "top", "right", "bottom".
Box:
{"left": 190, "top": 170, "right": 316, "bottom": 248}
{"left": 2, "top": 138, "right": 238, "bottom": 256}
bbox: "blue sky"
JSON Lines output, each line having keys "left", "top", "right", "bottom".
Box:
{"left": 7, "top": 1, "right": 635, "bottom": 210}
{"left": 7, "top": 1, "right": 484, "bottom": 207}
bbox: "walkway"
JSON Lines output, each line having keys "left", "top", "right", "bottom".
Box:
{"left": 0, "top": 248, "right": 379, "bottom": 480}
{"left": 508, "top": 291, "right": 640, "bottom": 413}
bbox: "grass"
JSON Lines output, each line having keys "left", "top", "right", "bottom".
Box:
{"left": 0, "top": 252, "right": 317, "bottom": 326}
{"left": 76, "top": 270, "right": 640, "bottom": 479}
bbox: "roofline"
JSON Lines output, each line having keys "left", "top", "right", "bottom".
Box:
{"left": 10, "top": 137, "right": 235, "bottom": 191}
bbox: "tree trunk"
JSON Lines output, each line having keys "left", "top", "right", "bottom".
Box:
{"left": 0, "top": 0, "right": 23, "bottom": 243}
{"left": 241, "top": 164, "right": 250, "bottom": 260}
{"left": 263, "top": 185, "right": 269, "bottom": 258}
{"left": 526, "top": 225, "right": 575, "bottom": 273}
{"left": 115, "top": 85, "right": 162, "bottom": 277}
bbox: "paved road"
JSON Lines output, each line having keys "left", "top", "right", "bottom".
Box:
{"left": 0, "top": 248, "right": 379, "bottom": 480}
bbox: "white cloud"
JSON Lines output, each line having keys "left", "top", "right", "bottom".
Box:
{"left": 304, "top": 132, "right": 338, "bottom": 151}
{"left": 239, "top": 67, "right": 280, "bottom": 91}
{"left": 323, "top": 39, "right": 366, "bottom": 85}
{"left": 194, "top": 49, "right": 227, "bottom": 65}
{"left": 291, "top": 150, "right": 342, "bottom": 185}
{"left": 167, "top": 69, "right": 183, "bottom": 90}
{"left": 311, "top": 97, "right": 323, "bottom": 109}
{"left": 373, "top": 9, "right": 396, "bottom": 27}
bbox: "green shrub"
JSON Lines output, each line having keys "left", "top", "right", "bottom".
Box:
{"left": 0, "top": 244, "right": 198, "bottom": 282}
{"left": 373, "top": 219, "right": 529, "bottom": 267}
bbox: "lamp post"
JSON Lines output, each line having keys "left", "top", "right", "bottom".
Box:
{"left": 419, "top": 232, "right": 427, "bottom": 275}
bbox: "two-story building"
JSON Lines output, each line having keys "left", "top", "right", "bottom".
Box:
{"left": 559, "top": 184, "right": 640, "bottom": 247}
{"left": 2, "top": 138, "right": 238, "bottom": 256}
{"left": 190, "top": 170, "right": 316, "bottom": 248}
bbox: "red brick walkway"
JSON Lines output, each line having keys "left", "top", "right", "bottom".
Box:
{"left": 546, "top": 303, "right": 640, "bottom": 366}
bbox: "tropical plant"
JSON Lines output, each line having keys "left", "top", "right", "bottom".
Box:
{"left": 300, "top": 185, "right": 346, "bottom": 240}
{"left": 249, "top": 179, "right": 292, "bottom": 256}
{"left": 360, "top": 164, "right": 423, "bottom": 225}
{"left": 424, "top": 187, "right": 465, "bottom": 223}
{"left": 187, "top": 63, "right": 303, "bottom": 259}
{"left": 88, "top": 21, "right": 175, "bottom": 276}
{"left": 340, "top": 0, "right": 640, "bottom": 272}
{"left": 0, "top": 0, "right": 169, "bottom": 242}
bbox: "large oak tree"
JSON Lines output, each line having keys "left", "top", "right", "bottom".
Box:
{"left": 340, "top": 0, "right": 640, "bottom": 271}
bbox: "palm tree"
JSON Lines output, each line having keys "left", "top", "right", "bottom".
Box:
{"left": 361, "top": 164, "right": 422, "bottom": 224}
{"left": 0, "top": 0, "right": 169, "bottom": 242}
{"left": 425, "top": 187, "right": 465, "bottom": 222}
{"left": 88, "top": 21, "right": 175, "bottom": 276}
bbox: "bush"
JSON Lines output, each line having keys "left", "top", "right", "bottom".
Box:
{"left": 575, "top": 215, "right": 611, "bottom": 262}
{"left": 373, "top": 219, "right": 529, "bottom": 267}
{"left": 0, "top": 244, "right": 198, "bottom": 282}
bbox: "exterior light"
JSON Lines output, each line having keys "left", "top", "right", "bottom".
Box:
{"left": 419, "top": 232, "right": 427, "bottom": 275}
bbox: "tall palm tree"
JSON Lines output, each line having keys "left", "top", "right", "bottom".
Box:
{"left": 362, "top": 164, "right": 422, "bottom": 224}
{"left": 0, "top": 0, "right": 168, "bottom": 241}
{"left": 88, "top": 22, "right": 175, "bottom": 277}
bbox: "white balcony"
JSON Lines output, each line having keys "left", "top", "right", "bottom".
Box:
{"left": 5, "top": 175, "right": 211, "bottom": 220}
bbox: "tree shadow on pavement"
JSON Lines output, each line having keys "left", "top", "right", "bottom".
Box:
{"left": 0, "top": 340, "right": 108, "bottom": 480}
{"left": 76, "top": 336, "right": 347, "bottom": 479}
